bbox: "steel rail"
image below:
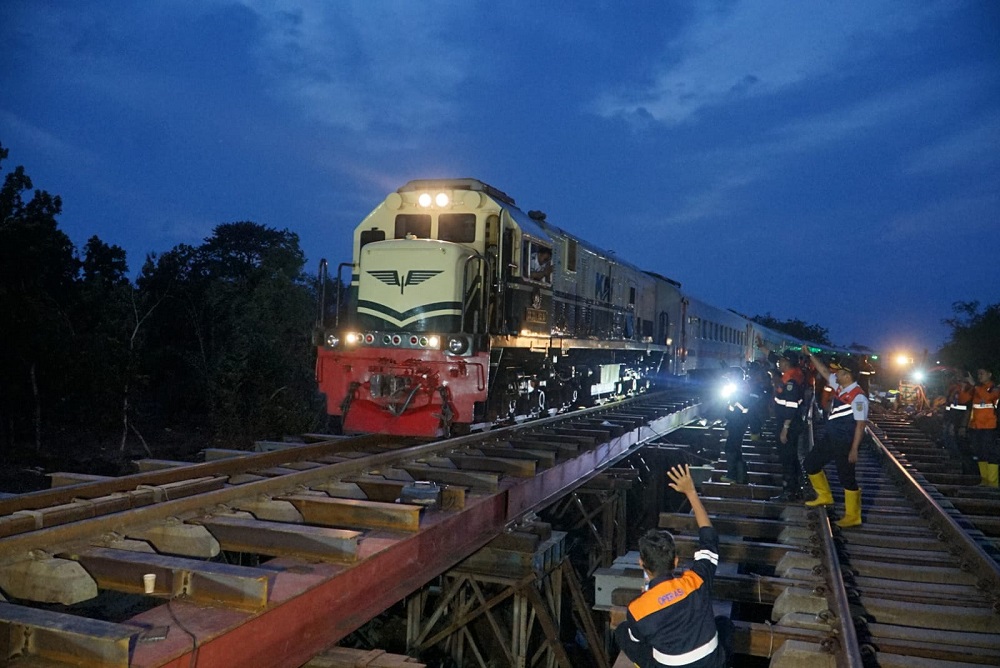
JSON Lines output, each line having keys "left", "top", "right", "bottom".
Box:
{"left": 0, "top": 434, "right": 404, "bottom": 516}
{"left": 0, "top": 392, "right": 700, "bottom": 668}
{"left": 811, "top": 508, "right": 864, "bottom": 668}
{"left": 866, "top": 422, "right": 1000, "bottom": 592}
{"left": 0, "top": 394, "right": 688, "bottom": 555}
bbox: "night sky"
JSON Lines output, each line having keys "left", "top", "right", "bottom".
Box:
{"left": 2, "top": 1, "right": 998, "bottom": 356}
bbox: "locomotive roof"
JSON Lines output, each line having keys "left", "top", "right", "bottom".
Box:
{"left": 399, "top": 178, "right": 516, "bottom": 206}
{"left": 398, "top": 177, "right": 660, "bottom": 279}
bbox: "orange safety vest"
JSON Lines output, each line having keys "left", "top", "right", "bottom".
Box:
{"left": 959, "top": 383, "right": 999, "bottom": 430}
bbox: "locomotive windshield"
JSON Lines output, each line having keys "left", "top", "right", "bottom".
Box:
{"left": 393, "top": 213, "right": 478, "bottom": 243}
{"left": 439, "top": 213, "right": 477, "bottom": 243}
{"left": 395, "top": 214, "right": 431, "bottom": 238}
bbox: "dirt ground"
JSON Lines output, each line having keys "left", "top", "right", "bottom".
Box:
{"left": 0, "top": 429, "right": 213, "bottom": 495}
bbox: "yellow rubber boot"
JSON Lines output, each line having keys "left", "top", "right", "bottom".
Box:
{"left": 804, "top": 472, "right": 834, "bottom": 507}
{"left": 836, "top": 489, "right": 862, "bottom": 528}
{"left": 988, "top": 463, "right": 999, "bottom": 488}
{"left": 978, "top": 461, "right": 990, "bottom": 486}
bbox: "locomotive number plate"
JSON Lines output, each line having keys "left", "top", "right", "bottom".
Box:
{"left": 525, "top": 308, "right": 548, "bottom": 324}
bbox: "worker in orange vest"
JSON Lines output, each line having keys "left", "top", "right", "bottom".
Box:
{"left": 958, "top": 368, "right": 1000, "bottom": 487}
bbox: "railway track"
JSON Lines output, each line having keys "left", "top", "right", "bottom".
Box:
{"left": 606, "top": 408, "right": 1000, "bottom": 667}
{"left": 0, "top": 391, "right": 698, "bottom": 667}
{"left": 5, "top": 395, "right": 999, "bottom": 668}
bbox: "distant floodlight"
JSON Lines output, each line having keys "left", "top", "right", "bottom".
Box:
{"left": 895, "top": 354, "right": 911, "bottom": 366}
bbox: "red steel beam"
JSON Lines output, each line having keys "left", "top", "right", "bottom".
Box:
{"left": 127, "top": 405, "right": 698, "bottom": 667}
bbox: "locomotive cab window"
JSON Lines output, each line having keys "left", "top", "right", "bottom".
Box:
{"left": 439, "top": 213, "right": 477, "bottom": 243}
{"left": 395, "top": 214, "right": 431, "bottom": 239}
{"left": 523, "top": 241, "right": 553, "bottom": 283}
{"left": 359, "top": 228, "right": 386, "bottom": 249}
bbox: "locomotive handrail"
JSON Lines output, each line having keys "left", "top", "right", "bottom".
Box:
{"left": 316, "top": 258, "right": 328, "bottom": 328}
{"left": 461, "top": 252, "right": 485, "bottom": 334}
{"left": 336, "top": 261, "right": 355, "bottom": 328}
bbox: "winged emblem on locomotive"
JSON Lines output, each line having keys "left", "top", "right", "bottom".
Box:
{"left": 367, "top": 269, "right": 443, "bottom": 294}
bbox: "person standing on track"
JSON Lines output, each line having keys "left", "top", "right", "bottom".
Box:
{"left": 746, "top": 360, "right": 771, "bottom": 443}
{"left": 941, "top": 370, "right": 970, "bottom": 458}
{"left": 800, "top": 352, "right": 869, "bottom": 528}
{"left": 756, "top": 337, "right": 806, "bottom": 501}
{"left": 958, "top": 368, "right": 1000, "bottom": 487}
{"left": 721, "top": 369, "right": 751, "bottom": 484}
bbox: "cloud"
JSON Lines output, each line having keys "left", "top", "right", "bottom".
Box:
{"left": 657, "top": 171, "right": 760, "bottom": 226}
{"left": 0, "top": 111, "right": 95, "bottom": 166}
{"left": 903, "top": 112, "right": 1000, "bottom": 176}
{"left": 235, "top": 0, "right": 474, "bottom": 132}
{"left": 592, "top": 0, "right": 955, "bottom": 125}
{"left": 768, "top": 68, "right": 987, "bottom": 152}
{"left": 883, "top": 191, "right": 1000, "bottom": 237}
{"left": 647, "top": 66, "right": 990, "bottom": 228}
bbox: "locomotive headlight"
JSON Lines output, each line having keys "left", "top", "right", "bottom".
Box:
{"left": 446, "top": 335, "right": 468, "bottom": 355}
{"left": 418, "top": 193, "right": 433, "bottom": 207}
{"left": 345, "top": 332, "right": 360, "bottom": 345}
{"left": 435, "top": 192, "right": 450, "bottom": 207}
{"left": 326, "top": 334, "right": 340, "bottom": 348}
{"left": 427, "top": 335, "right": 440, "bottom": 348}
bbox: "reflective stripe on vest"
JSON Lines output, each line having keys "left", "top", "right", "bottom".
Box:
{"left": 651, "top": 633, "right": 719, "bottom": 666}
{"left": 829, "top": 385, "right": 864, "bottom": 421}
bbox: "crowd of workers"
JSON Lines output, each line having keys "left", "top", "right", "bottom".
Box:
{"left": 941, "top": 368, "right": 1000, "bottom": 486}
{"left": 613, "top": 345, "right": 998, "bottom": 668}
{"left": 718, "top": 337, "right": 872, "bottom": 528}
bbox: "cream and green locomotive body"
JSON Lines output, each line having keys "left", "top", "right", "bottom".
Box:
{"left": 316, "top": 178, "right": 670, "bottom": 436}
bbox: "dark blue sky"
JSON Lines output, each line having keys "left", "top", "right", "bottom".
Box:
{"left": 2, "top": 1, "right": 998, "bottom": 356}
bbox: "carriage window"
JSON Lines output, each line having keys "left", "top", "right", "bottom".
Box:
{"left": 395, "top": 214, "right": 431, "bottom": 238}
{"left": 359, "top": 228, "right": 385, "bottom": 249}
{"left": 439, "top": 213, "right": 477, "bottom": 242}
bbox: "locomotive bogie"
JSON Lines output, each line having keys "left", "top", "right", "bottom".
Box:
{"left": 316, "top": 347, "right": 489, "bottom": 436}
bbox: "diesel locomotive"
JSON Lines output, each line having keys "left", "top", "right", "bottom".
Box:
{"left": 314, "top": 178, "right": 829, "bottom": 437}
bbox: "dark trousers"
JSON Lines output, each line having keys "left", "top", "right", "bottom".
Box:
{"left": 970, "top": 428, "right": 999, "bottom": 464}
{"left": 748, "top": 406, "right": 766, "bottom": 438}
{"left": 725, "top": 413, "right": 749, "bottom": 481}
{"left": 804, "top": 428, "right": 858, "bottom": 490}
{"left": 776, "top": 419, "right": 804, "bottom": 489}
{"left": 941, "top": 419, "right": 960, "bottom": 453}
{"left": 615, "top": 616, "right": 730, "bottom": 668}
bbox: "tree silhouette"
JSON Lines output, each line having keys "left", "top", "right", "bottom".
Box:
{"left": 939, "top": 301, "right": 1000, "bottom": 374}
{"left": 752, "top": 312, "right": 832, "bottom": 346}
{"left": 0, "top": 143, "right": 76, "bottom": 450}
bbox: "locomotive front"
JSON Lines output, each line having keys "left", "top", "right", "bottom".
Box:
{"left": 315, "top": 182, "right": 494, "bottom": 436}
